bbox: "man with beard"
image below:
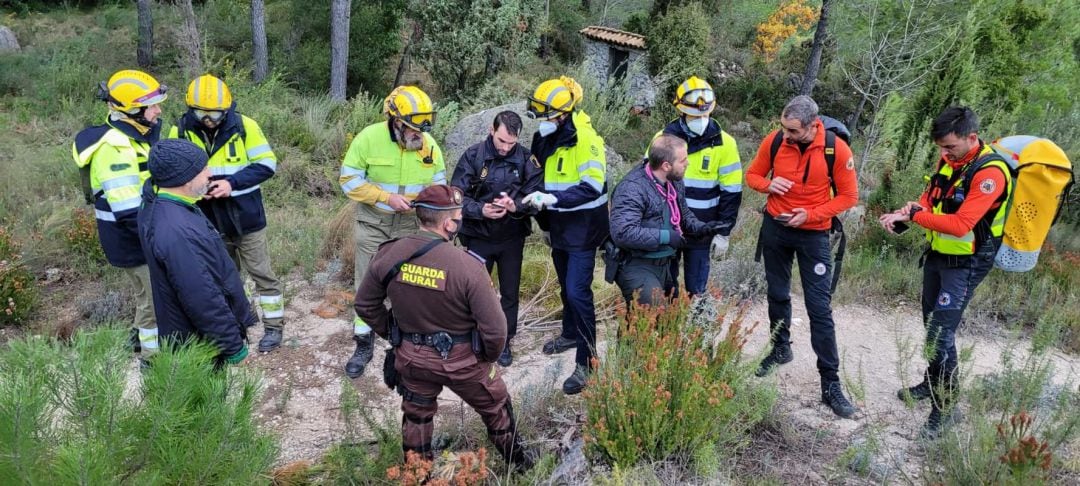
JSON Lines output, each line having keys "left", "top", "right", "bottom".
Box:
{"left": 745, "top": 95, "right": 859, "bottom": 419}
{"left": 138, "top": 139, "right": 253, "bottom": 366}
{"left": 169, "top": 74, "right": 286, "bottom": 353}
{"left": 450, "top": 111, "right": 543, "bottom": 366}
{"left": 72, "top": 69, "right": 167, "bottom": 357}
{"left": 609, "top": 134, "right": 728, "bottom": 306}
{"left": 339, "top": 85, "right": 447, "bottom": 378}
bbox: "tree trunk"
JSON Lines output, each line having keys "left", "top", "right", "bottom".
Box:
{"left": 136, "top": 0, "right": 153, "bottom": 68}
{"left": 393, "top": 38, "right": 412, "bottom": 88}
{"left": 849, "top": 92, "right": 868, "bottom": 133}
{"left": 251, "top": 0, "right": 268, "bottom": 83}
{"left": 799, "top": 0, "right": 831, "bottom": 96}
{"left": 329, "top": 0, "right": 351, "bottom": 101}
{"left": 177, "top": 0, "right": 203, "bottom": 79}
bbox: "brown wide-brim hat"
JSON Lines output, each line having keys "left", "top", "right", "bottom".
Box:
{"left": 411, "top": 184, "right": 464, "bottom": 210}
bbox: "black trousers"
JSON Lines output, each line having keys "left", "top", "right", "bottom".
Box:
{"left": 461, "top": 236, "right": 525, "bottom": 338}
{"left": 920, "top": 249, "right": 995, "bottom": 390}
{"left": 761, "top": 214, "right": 840, "bottom": 382}
{"left": 615, "top": 256, "right": 675, "bottom": 307}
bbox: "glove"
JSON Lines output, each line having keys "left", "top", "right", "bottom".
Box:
{"left": 704, "top": 220, "right": 732, "bottom": 236}
{"left": 541, "top": 231, "right": 551, "bottom": 247}
{"left": 709, "top": 235, "right": 729, "bottom": 260}
{"left": 524, "top": 191, "right": 558, "bottom": 210}
{"left": 668, "top": 230, "right": 684, "bottom": 249}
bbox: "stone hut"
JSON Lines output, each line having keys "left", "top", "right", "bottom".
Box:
{"left": 579, "top": 26, "right": 657, "bottom": 109}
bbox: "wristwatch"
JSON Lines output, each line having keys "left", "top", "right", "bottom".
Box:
{"left": 909, "top": 206, "right": 923, "bottom": 219}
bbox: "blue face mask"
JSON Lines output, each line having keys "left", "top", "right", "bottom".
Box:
{"left": 538, "top": 120, "right": 558, "bottom": 138}
{"left": 685, "top": 116, "right": 709, "bottom": 137}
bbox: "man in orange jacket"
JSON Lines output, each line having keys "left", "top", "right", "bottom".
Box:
{"left": 746, "top": 95, "right": 859, "bottom": 418}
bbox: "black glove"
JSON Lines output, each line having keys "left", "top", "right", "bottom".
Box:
{"left": 668, "top": 230, "right": 685, "bottom": 249}
{"left": 703, "top": 221, "right": 732, "bottom": 236}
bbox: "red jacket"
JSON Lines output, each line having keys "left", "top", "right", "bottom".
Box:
{"left": 912, "top": 145, "right": 1008, "bottom": 237}
{"left": 746, "top": 119, "right": 858, "bottom": 231}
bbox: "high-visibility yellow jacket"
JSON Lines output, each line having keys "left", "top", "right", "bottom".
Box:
{"left": 168, "top": 111, "right": 277, "bottom": 236}
{"left": 72, "top": 119, "right": 159, "bottom": 267}
{"left": 918, "top": 144, "right": 1012, "bottom": 255}
{"left": 530, "top": 110, "right": 609, "bottom": 251}
{"left": 339, "top": 121, "right": 446, "bottom": 213}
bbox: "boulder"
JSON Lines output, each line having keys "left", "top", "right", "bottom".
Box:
{"left": 442, "top": 102, "right": 625, "bottom": 176}
{"left": 0, "top": 26, "right": 20, "bottom": 53}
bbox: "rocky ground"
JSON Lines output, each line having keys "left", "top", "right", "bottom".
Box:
{"left": 237, "top": 277, "right": 1079, "bottom": 483}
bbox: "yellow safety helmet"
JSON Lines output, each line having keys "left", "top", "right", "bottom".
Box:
{"left": 673, "top": 76, "right": 715, "bottom": 116}
{"left": 527, "top": 76, "right": 583, "bottom": 120}
{"left": 98, "top": 69, "right": 168, "bottom": 113}
{"left": 185, "top": 74, "right": 233, "bottom": 111}
{"left": 384, "top": 85, "right": 435, "bottom": 132}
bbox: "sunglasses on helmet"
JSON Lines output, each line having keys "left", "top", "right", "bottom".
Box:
{"left": 399, "top": 112, "right": 435, "bottom": 132}
{"left": 525, "top": 99, "right": 568, "bottom": 120}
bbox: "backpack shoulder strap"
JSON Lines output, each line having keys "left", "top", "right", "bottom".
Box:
{"left": 962, "top": 152, "right": 1011, "bottom": 203}
{"left": 768, "top": 130, "right": 783, "bottom": 166}
{"left": 380, "top": 238, "right": 445, "bottom": 287}
{"left": 825, "top": 130, "right": 837, "bottom": 194}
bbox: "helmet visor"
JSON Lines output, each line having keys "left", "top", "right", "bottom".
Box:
{"left": 193, "top": 109, "right": 226, "bottom": 123}
{"left": 526, "top": 99, "right": 565, "bottom": 120}
{"left": 399, "top": 112, "right": 435, "bottom": 132}
{"left": 133, "top": 85, "right": 168, "bottom": 107}
{"left": 677, "top": 89, "right": 715, "bottom": 115}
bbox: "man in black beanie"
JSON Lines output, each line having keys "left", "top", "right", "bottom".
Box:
{"left": 138, "top": 138, "right": 253, "bottom": 365}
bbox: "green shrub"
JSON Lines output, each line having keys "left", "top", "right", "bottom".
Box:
{"left": 0, "top": 329, "right": 277, "bottom": 482}
{"left": 645, "top": 3, "right": 712, "bottom": 80}
{"left": 0, "top": 227, "right": 37, "bottom": 326}
{"left": 584, "top": 292, "right": 775, "bottom": 468}
{"left": 63, "top": 207, "right": 106, "bottom": 270}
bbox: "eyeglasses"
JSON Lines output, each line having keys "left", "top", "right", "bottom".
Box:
{"left": 192, "top": 109, "right": 225, "bottom": 123}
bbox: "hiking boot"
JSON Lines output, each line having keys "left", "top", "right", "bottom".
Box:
{"left": 562, "top": 365, "right": 590, "bottom": 395}
{"left": 344, "top": 333, "right": 374, "bottom": 378}
{"left": 129, "top": 327, "right": 141, "bottom": 354}
{"left": 542, "top": 335, "right": 578, "bottom": 355}
{"left": 497, "top": 341, "right": 513, "bottom": 367}
{"left": 897, "top": 380, "right": 932, "bottom": 402}
{"left": 258, "top": 328, "right": 283, "bottom": 352}
{"left": 821, "top": 381, "right": 857, "bottom": 418}
{"left": 497, "top": 434, "right": 537, "bottom": 473}
{"left": 920, "top": 407, "right": 962, "bottom": 440}
{"left": 755, "top": 344, "right": 793, "bottom": 377}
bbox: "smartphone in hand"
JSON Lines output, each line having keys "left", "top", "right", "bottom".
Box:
{"left": 775, "top": 213, "right": 794, "bottom": 223}
{"left": 892, "top": 221, "right": 910, "bottom": 234}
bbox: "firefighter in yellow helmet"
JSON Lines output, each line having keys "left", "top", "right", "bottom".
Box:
{"left": 522, "top": 76, "right": 610, "bottom": 395}
{"left": 339, "top": 85, "right": 447, "bottom": 378}
{"left": 649, "top": 76, "right": 742, "bottom": 296}
{"left": 72, "top": 69, "right": 168, "bottom": 358}
{"left": 167, "top": 74, "right": 286, "bottom": 353}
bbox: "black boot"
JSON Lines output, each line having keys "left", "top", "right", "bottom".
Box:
{"left": 497, "top": 341, "right": 513, "bottom": 367}
{"left": 562, "top": 365, "right": 590, "bottom": 395}
{"left": 258, "top": 328, "right": 283, "bottom": 352}
{"left": 542, "top": 335, "right": 578, "bottom": 355}
{"left": 921, "top": 406, "right": 962, "bottom": 440}
{"left": 755, "top": 344, "right": 793, "bottom": 377}
{"left": 897, "top": 369, "right": 933, "bottom": 402}
{"left": 345, "top": 333, "right": 374, "bottom": 378}
{"left": 921, "top": 367, "right": 960, "bottom": 439}
{"left": 129, "top": 327, "right": 141, "bottom": 354}
{"left": 821, "top": 381, "right": 857, "bottom": 418}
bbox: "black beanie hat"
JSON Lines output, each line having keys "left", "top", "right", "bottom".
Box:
{"left": 148, "top": 139, "right": 208, "bottom": 188}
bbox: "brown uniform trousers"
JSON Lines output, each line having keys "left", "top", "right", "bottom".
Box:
{"left": 395, "top": 344, "right": 514, "bottom": 457}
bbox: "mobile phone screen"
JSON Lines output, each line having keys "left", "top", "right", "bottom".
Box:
{"left": 892, "top": 221, "right": 910, "bottom": 234}
{"left": 775, "top": 213, "right": 793, "bottom": 222}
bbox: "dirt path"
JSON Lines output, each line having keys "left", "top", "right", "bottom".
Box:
{"left": 248, "top": 281, "right": 1080, "bottom": 480}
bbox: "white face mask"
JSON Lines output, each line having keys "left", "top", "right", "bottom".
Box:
{"left": 538, "top": 120, "right": 558, "bottom": 138}
{"left": 686, "top": 117, "right": 709, "bottom": 137}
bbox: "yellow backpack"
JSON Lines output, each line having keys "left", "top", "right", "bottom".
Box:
{"left": 988, "top": 136, "right": 1074, "bottom": 272}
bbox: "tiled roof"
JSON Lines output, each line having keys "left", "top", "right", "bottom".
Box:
{"left": 579, "top": 26, "right": 646, "bottom": 50}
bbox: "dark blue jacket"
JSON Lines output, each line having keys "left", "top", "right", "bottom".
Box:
{"left": 138, "top": 183, "right": 253, "bottom": 360}
{"left": 610, "top": 162, "right": 708, "bottom": 257}
{"left": 172, "top": 109, "right": 276, "bottom": 237}
{"left": 451, "top": 136, "right": 544, "bottom": 242}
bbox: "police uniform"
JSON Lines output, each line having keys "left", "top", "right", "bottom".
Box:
{"left": 353, "top": 185, "right": 532, "bottom": 469}
{"left": 450, "top": 135, "right": 543, "bottom": 359}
